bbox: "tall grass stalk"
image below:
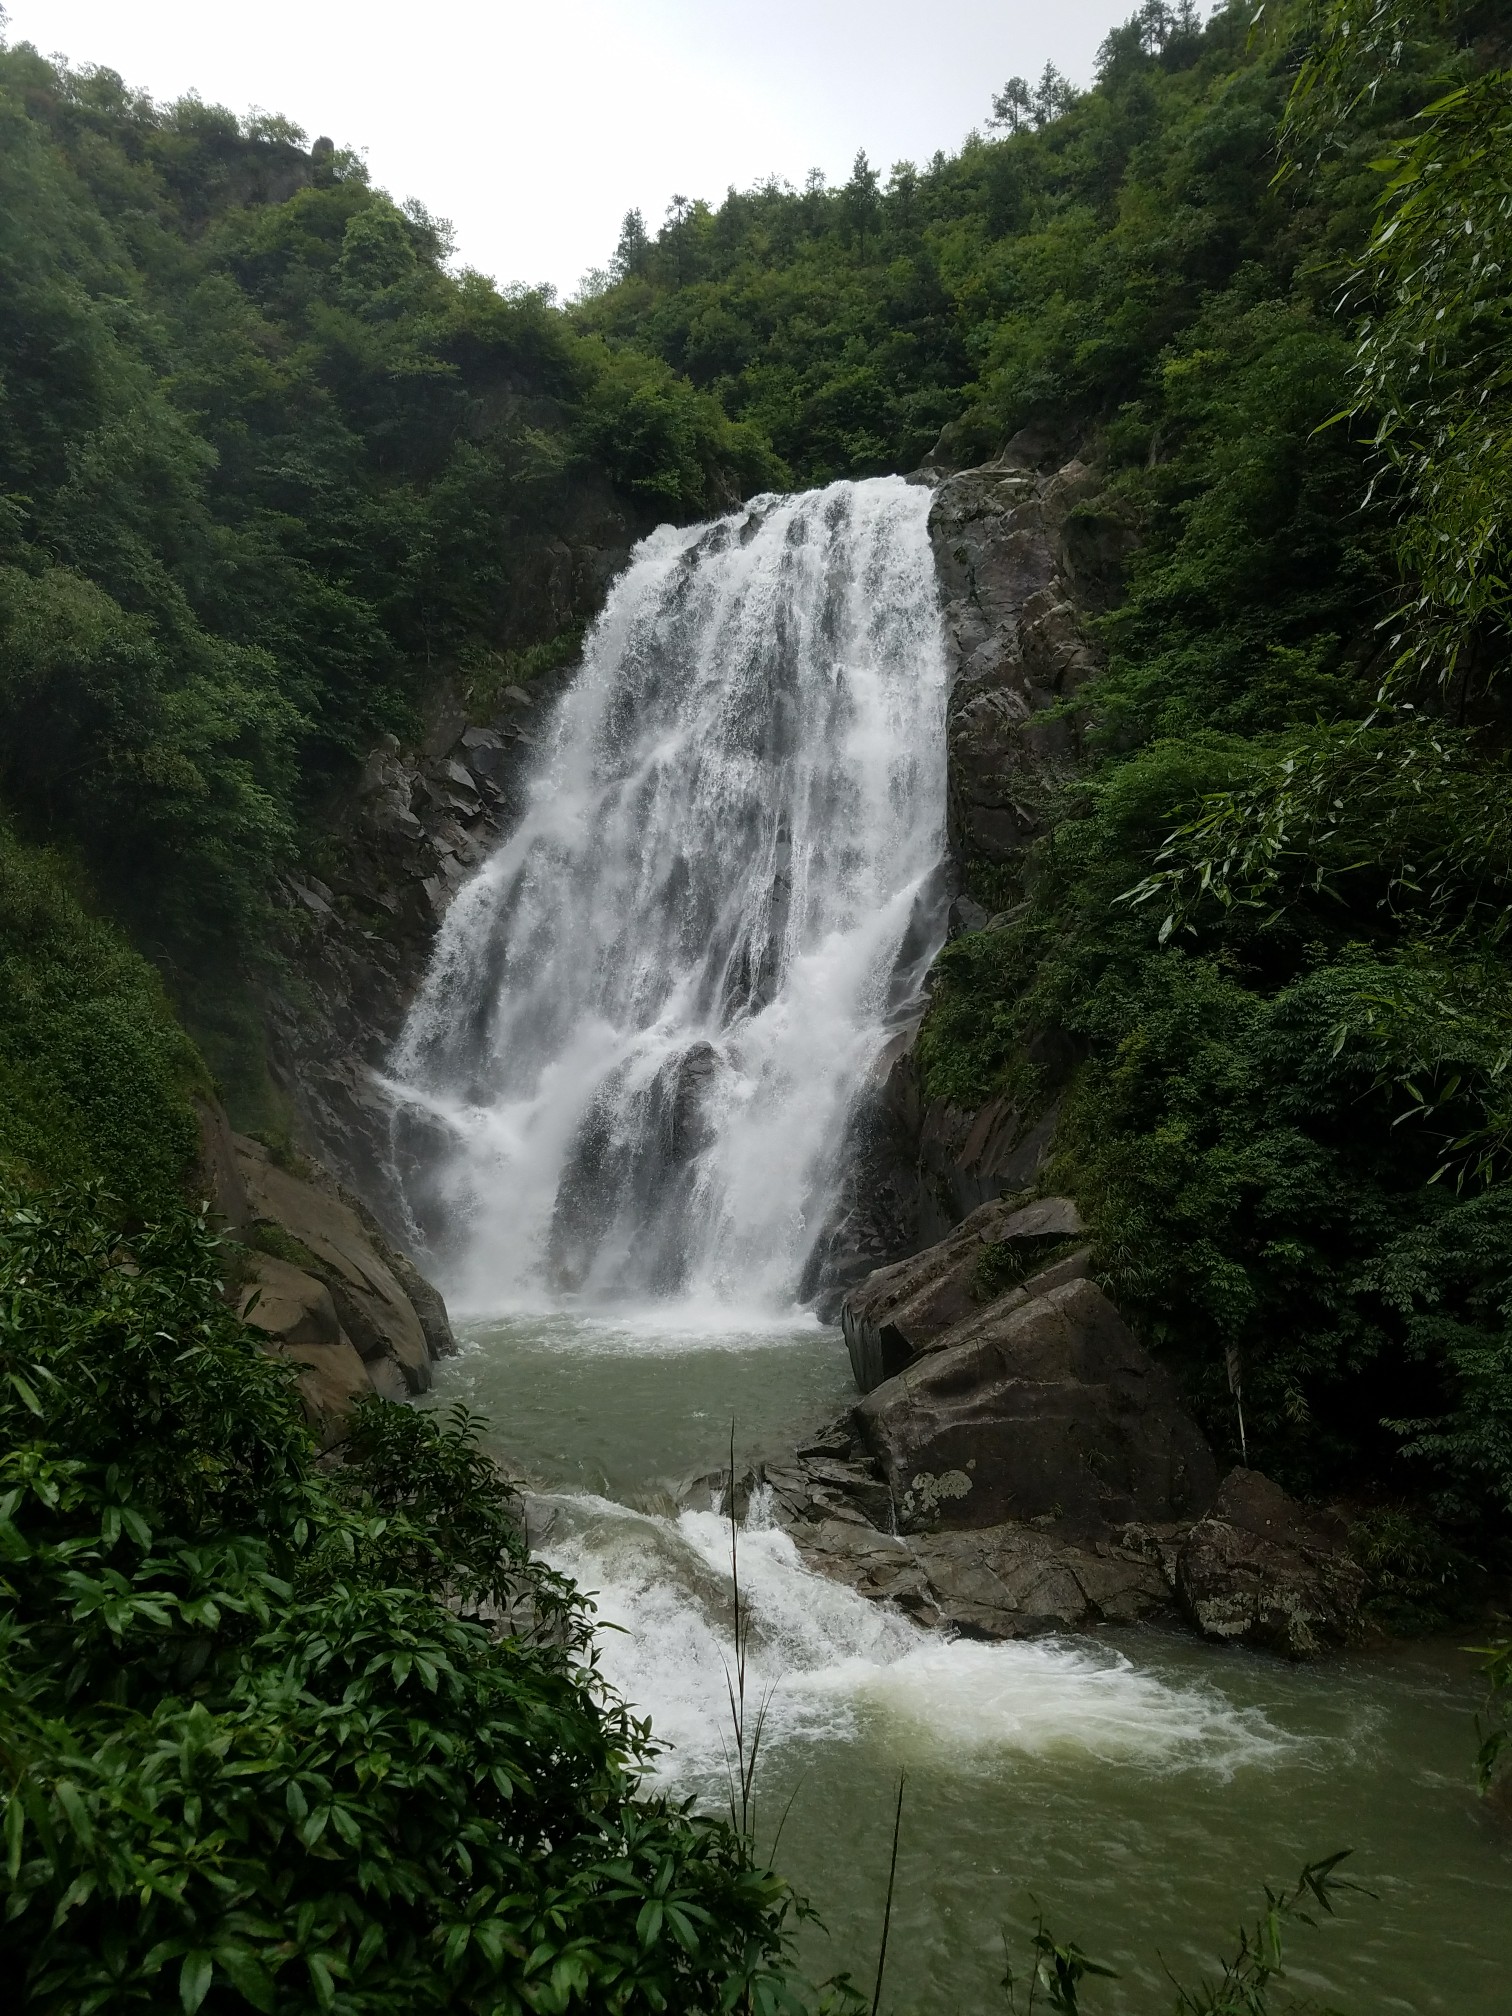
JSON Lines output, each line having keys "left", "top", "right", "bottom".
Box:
{"left": 870, "top": 1772, "right": 906, "bottom": 2016}
{"left": 721, "top": 1422, "right": 775, "bottom": 1843}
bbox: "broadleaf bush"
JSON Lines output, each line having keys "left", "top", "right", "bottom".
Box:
{"left": 0, "top": 1187, "right": 812, "bottom": 2012}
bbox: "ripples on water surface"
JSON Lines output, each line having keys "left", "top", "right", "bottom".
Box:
{"left": 434, "top": 1313, "right": 1512, "bottom": 2016}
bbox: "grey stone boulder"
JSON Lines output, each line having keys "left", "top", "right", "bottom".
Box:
{"left": 238, "top": 1253, "right": 374, "bottom": 1446}
{"left": 854, "top": 1276, "right": 1217, "bottom": 1535}
{"left": 779, "top": 1507, "right": 1177, "bottom": 1641}
{"left": 1176, "top": 1468, "right": 1365, "bottom": 1659}
{"left": 231, "top": 1134, "right": 438, "bottom": 1399}
{"left": 841, "top": 1194, "right": 1087, "bottom": 1393}
{"left": 908, "top": 1523, "right": 1171, "bottom": 1638}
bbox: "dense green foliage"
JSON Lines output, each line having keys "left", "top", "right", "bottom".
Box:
{"left": 578, "top": 0, "right": 1395, "bottom": 491}
{"left": 0, "top": 29, "right": 775, "bottom": 1099}
{"left": 0, "top": 1190, "right": 816, "bottom": 2012}
{"left": 845, "top": 0, "right": 1509, "bottom": 1573}
{"left": 0, "top": 829, "right": 205, "bottom": 1210}
{"left": 1283, "top": 0, "right": 1512, "bottom": 692}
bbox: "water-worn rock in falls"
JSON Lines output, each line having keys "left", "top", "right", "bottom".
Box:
{"left": 709, "top": 1436, "right": 1358, "bottom": 1653}
{"left": 792, "top": 1518, "right": 1176, "bottom": 1640}
{"left": 853, "top": 1275, "right": 1218, "bottom": 1535}
{"left": 688, "top": 1447, "right": 1182, "bottom": 1641}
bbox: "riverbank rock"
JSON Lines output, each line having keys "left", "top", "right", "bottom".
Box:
{"left": 796, "top": 1518, "right": 1175, "bottom": 1638}
{"left": 853, "top": 1274, "right": 1217, "bottom": 1535}
{"left": 238, "top": 1254, "right": 379, "bottom": 1443}
{"left": 197, "top": 1100, "right": 453, "bottom": 1436}
{"left": 689, "top": 1445, "right": 1181, "bottom": 1640}
{"left": 231, "top": 1133, "right": 439, "bottom": 1396}
{"left": 698, "top": 1437, "right": 1358, "bottom": 1655}
{"left": 1176, "top": 1468, "right": 1365, "bottom": 1658}
{"left": 840, "top": 1194, "right": 1087, "bottom": 1391}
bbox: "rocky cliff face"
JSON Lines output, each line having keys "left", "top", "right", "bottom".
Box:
{"left": 918, "top": 434, "right": 1133, "bottom": 1232}
{"left": 815, "top": 437, "right": 1131, "bottom": 1285}
{"left": 197, "top": 1098, "right": 454, "bottom": 1443}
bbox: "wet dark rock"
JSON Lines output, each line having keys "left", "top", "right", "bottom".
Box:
{"left": 928, "top": 451, "right": 1122, "bottom": 876}
{"left": 665, "top": 1042, "right": 721, "bottom": 1163}
{"left": 548, "top": 1040, "right": 730, "bottom": 1297}
{"left": 735, "top": 1461, "right": 1179, "bottom": 1641}
{"left": 1176, "top": 1468, "right": 1365, "bottom": 1658}
{"left": 840, "top": 1194, "right": 1087, "bottom": 1393}
{"left": 949, "top": 893, "right": 990, "bottom": 937}
{"left": 854, "top": 1276, "right": 1218, "bottom": 1535}
{"left": 800, "top": 1023, "right": 932, "bottom": 1319}
{"left": 695, "top": 1430, "right": 1352, "bottom": 1657}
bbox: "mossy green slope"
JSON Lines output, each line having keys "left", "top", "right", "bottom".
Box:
{"left": 0, "top": 829, "right": 205, "bottom": 1211}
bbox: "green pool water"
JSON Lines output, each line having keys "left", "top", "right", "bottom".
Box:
{"left": 431, "top": 1311, "right": 1511, "bottom": 2015}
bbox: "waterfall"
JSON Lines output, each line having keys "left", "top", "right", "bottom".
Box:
{"left": 389, "top": 475, "right": 948, "bottom": 1315}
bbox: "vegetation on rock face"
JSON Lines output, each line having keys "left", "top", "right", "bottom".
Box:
{"left": 0, "top": 1190, "right": 814, "bottom": 2011}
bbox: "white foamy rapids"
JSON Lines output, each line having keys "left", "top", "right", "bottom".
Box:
{"left": 387, "top": 477, "right": 949, "bottom": 1316}
{"left": 536, "top": 1496, "right": 1291, "bottom": 1793}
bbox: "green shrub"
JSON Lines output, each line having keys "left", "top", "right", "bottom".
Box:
{"left": 0, "top": 1186, "right": 813, "bottom": 2012}
{"left": 0, "top": 830, "right": 204, "bottom": 1212}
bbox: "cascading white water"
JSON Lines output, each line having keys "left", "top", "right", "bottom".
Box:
{"left": 533, "top": 1489, "right": 1291, "bottom": 1797}
{"left": 389, "top": 476, "right": 948, "bottom": 1314}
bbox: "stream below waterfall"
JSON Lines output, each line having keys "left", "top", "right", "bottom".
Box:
{"left": 390, "top": 475, "right": 1511, "bottom": 2010}
{"left": 431, "top": 1315, "right": 1511, "bottom": 2016}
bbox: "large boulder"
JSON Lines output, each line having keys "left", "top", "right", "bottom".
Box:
{"left": 685, "top": 1442, "right": 1181, "bottom": 1642}
{"left": 908, "top": 1523, "right": 1172, "bottom": 1638}
{"left": 232, "top": 1134, "right": 435, "bottom": 1397}
{"left": 237, "top": 1253, "right": 384, "bottom": 1444}
{"left": 1176, "top": 1469, "right": 1365, "bottom": 1659}
{"left": 841, "top": 1194, "right": 1088, "bottom": 1392}
{"left": 854, "top": 1276, "right": 1217, "bottom": 1535}
{"left": 196, "top": 1101, "right": 453, "bottom": 1430}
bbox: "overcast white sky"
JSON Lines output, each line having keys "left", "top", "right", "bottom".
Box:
{"left": 6, "top": 1, "right": 1140, "bottom": 296}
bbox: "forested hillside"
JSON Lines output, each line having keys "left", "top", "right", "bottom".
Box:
{"left": 0, "top": 25, "right": 774, "bottom": 1159}
{"left": 2, "top": 0, "right": 1512, "bottom": 2005}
